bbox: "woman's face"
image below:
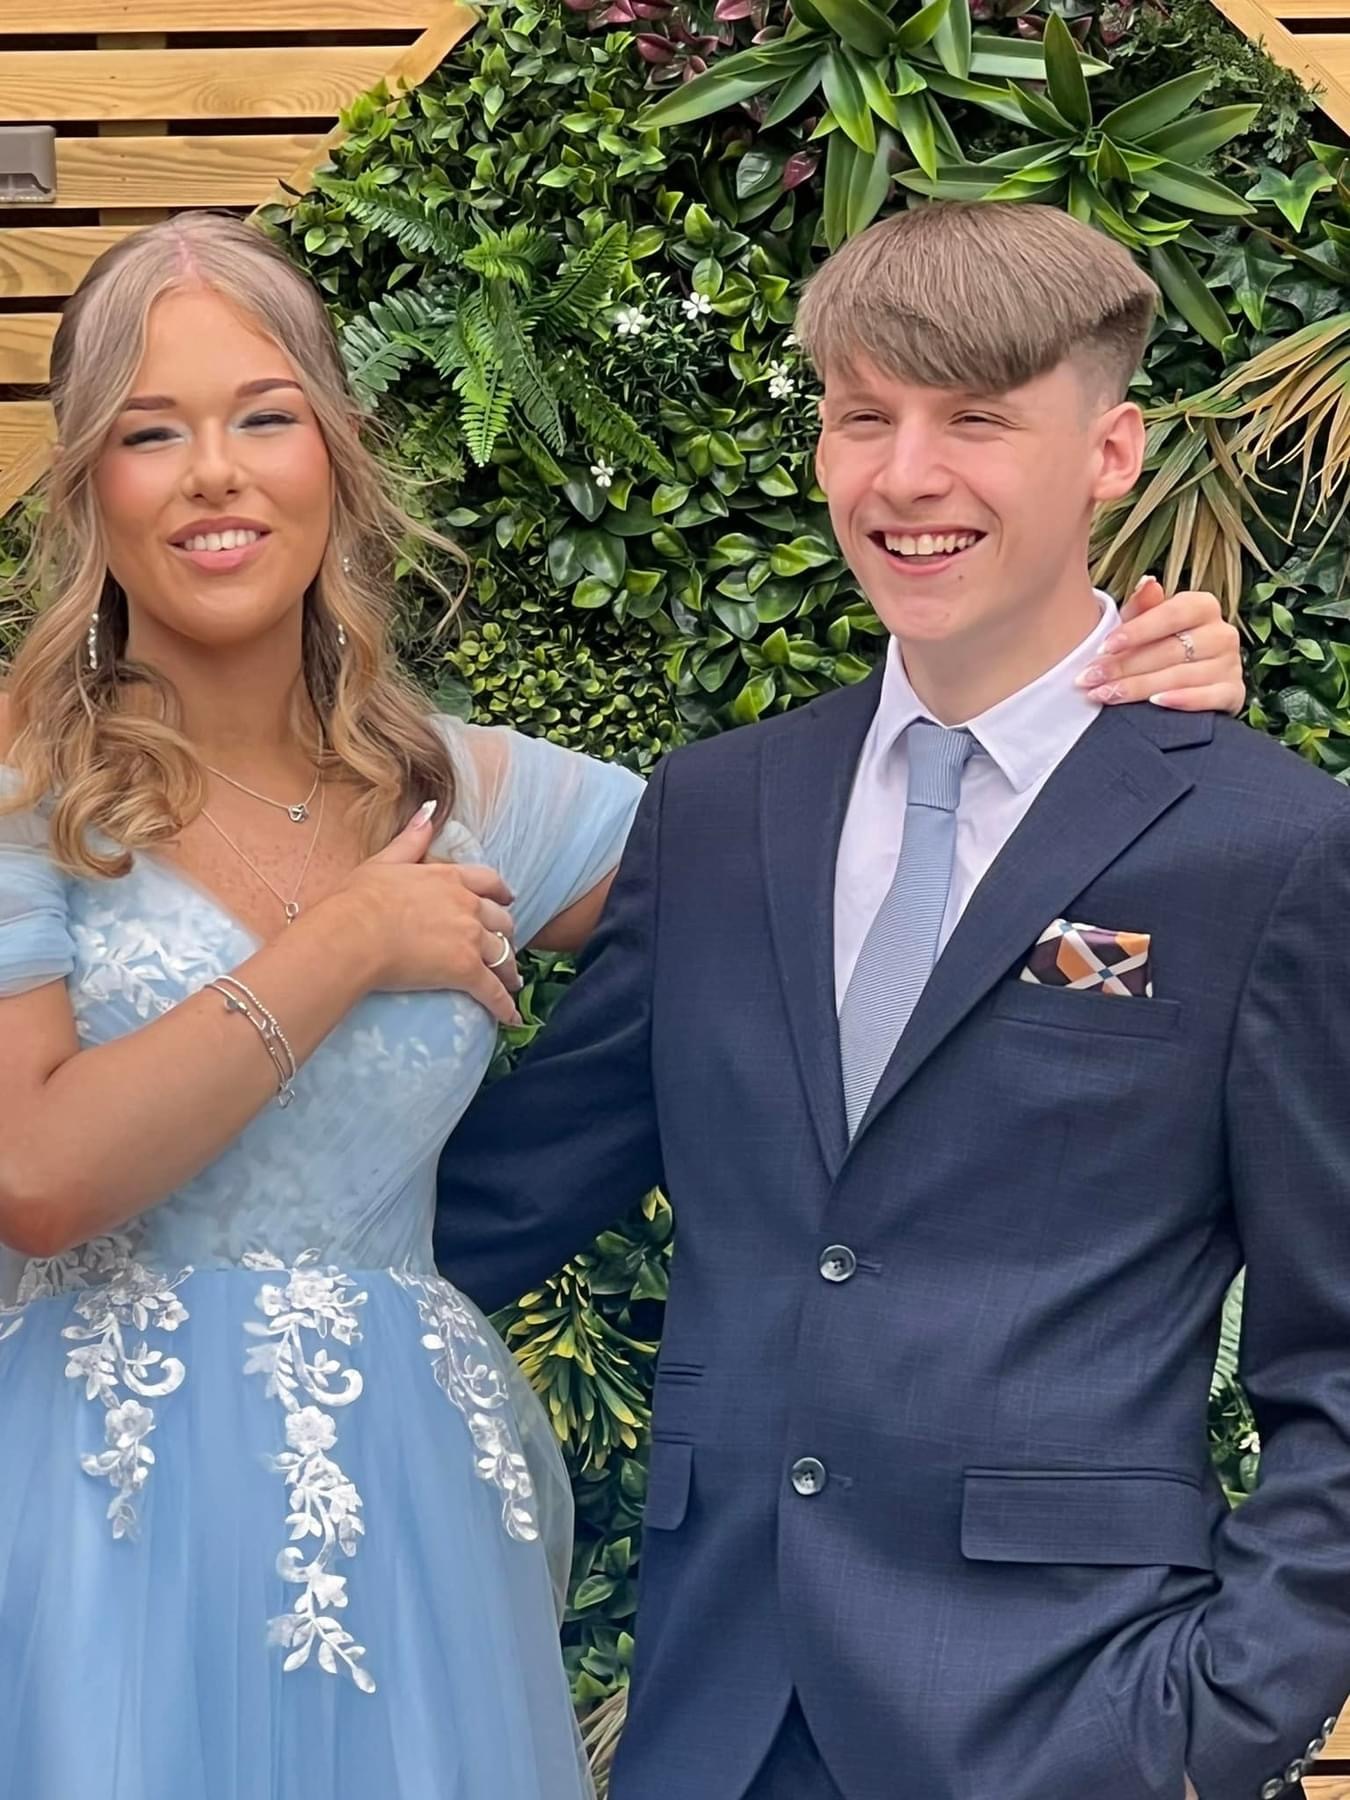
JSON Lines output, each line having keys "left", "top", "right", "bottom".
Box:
{"left": 92, "top": 285, "right": 333, "bottom": 661}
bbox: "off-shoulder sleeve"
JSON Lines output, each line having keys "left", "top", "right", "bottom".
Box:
{"left": 0, "top": 775, "right": 75, "bottom": 1000}
{"left": 434, "top": 719, "right": 644, "bottom": 947}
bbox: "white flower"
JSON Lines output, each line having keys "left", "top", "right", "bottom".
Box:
{"left": 285, "top": 1405, "right": 338, "bottom": 1456}
{"left": 105, "top": 1399, "right": 154, "bottom": 1446}
{"left": 613, "top": 305, "right": 651, "bottom": 337}
{"left": 783, "top": 330, "right": 799, "bottom": 348}
{"left": 590, "top": 460, "right": 615, "bottom": 489}
{"left": 1239, "top": 1429, "right": 1262, "bottom": 1454}
{"left": 768, "top": 361, "right": 797, "bottom": 401}
{"left": 286, "top": 1269, "right": 338, "bottom": 1314}
{"left": 681, "top": 291, "right": 713, "bottom": 320}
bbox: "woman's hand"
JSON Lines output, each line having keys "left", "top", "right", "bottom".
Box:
{"left": 333, "top": 804, "right": 524, "bottom": 1025}
{"left": 1079, "top": 577, "right": 1245, "bottom": 715}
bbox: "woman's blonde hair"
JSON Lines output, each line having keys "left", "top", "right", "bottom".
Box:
{"left": 2, "top": 209, "right": 465, "bottom": 878}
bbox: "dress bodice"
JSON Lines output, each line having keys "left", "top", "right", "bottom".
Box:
{"left": 0, "top": 717, "right": 642, "bottom": 1278}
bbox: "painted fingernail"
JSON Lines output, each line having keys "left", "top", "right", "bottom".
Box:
{"left": 1102, "top": 631, "right": 1128, "bottom": 654}
{"left": 1130, "top": 574, "right": 1152, "bottom": 595}
{"left": 1091, "top": 684, "right": 1125, "bottom": 703}
{"left": 1148, "top": 694, "right": 1173, "bottom": 707}
{"left": 1076, "top": 663, "right": 1106, "bottom": 688}
{"left": 410, "top": 799, "right": 438, "bottom": 828}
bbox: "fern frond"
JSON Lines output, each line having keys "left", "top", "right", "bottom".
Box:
{"left": 554, "top": 356, "right": 674, "bottom": 479}
{"left": 339, "top": 316, "right": 418, "bottom": 401}
{"left": 539, "top": 224, "right": 630, "bottom": 335}
{"left": 462, "top": 222, "right": 554, "bottom": 293}
{"left": 512, "top": 420, "right": 568, "bottom": 485}
{"left": 492, "top": 284, "right": 566, "bottom": 455}
{"left": 459, "top": 366, "right": 515, "bottom": 466}
{"left": 341, "top": 190, "right": 468, "bottom": 263}
{"left": 430, "top": 290, "right": 500, "bottom": 383}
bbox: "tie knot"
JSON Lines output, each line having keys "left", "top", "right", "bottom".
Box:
{"left": 905, "top": 720, "right": 975, "bottom": 812}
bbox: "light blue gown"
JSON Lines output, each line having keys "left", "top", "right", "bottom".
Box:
{"left": 0, "top": 718, "right": 642, "bottom": 1800}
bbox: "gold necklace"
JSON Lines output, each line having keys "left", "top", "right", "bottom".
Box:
{"left": 198, "top": 782, "right": 326, "bottom": 925}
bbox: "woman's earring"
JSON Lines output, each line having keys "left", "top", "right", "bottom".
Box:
{"left": 86, "top": 607, "right": 99, "bottom": 672}
{"left": 337, "top": 621, "right": 348, "bottom": 650}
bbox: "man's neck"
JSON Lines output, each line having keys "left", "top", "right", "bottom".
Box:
{"left": 896, "top": 579, "right": 1104, "bottom": 726}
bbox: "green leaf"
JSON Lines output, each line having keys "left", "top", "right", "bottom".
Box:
{"left": 572, "top": 576, "right": 615, "bottom": 609}
{"left": 1149, "top": 242, "right": 1234, "bottom": 352}
{"left": 639, "top": 43, "right": 812, "bottom": 130}
{"left": 652, "top": 482, "right": 691, "bottom": 516}
{"left": 822, "top": 131, "right": 858, "bottom": 249}
{"left": 924, "top": 69, "right": 1026, "bottom": 127}
{"left": 731, "top": 671, "right": 777, "bottom": 721}
{"left": 929, "top": 0, "right": 971, "bottom": 79}
{"left": 576, "top": 529, "right": 627, "bottom": 584}
{"left": 1132, "top": 158, "right": 1252, "bottom": 218}
{"left": 1099, "top": 69, "right": 1215, "bottom": 143}
{"left": 895, "top": 95, "right": 937, "bottom": 181}
{"left": 1041, "top": 14, "right": 1091, "bottom": 132}
{"left": 822, "top": 48, "right": 877, "bottom": 153}
{"left": 849, "top": 46, "right": 901, "bottom": 128}
{"left": 547, "top": 532, "right": 584, "bottom": 585}
{"left": 761, "top": 53, "right": 829, "bottom": 129}
{"left": 848, "top": 127, "right": 898, "bottom": 234}
{"left": 895, "top": 0, "right": 950, "bottom": 53}
{"left": 1246, "top": 160, "right": 1336, "bottom": 231}
{"left": 808, "top": 0, "right": 896, "bottom": 55}
{"left": 1011, "top": 83, "right": 1075, "bottom": 140}
{"left": 1141, "top": 103, "right": 1261, "bottom": 163}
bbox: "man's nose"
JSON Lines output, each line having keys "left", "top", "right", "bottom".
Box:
{"left": 872, "top": 427, "right": 952, "bottom": 506}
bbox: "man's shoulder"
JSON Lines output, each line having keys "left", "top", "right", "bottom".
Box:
{"left": 1161, "top": 711, "right": 1350, "bottom": 856}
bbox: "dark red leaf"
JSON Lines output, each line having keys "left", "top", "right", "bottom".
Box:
{"left": 782, "top": 148, "right": 820, "bottom": 188}
{"left": 634, "top": 29, "right": 678, "bottom": 57}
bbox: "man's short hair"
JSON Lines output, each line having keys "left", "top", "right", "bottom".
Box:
{"left": 793, "top": 202, "right": 1159, "bottom": 402}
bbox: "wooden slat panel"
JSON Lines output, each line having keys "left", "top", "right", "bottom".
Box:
{"left": 51, "top": 134, "right": 321, "bottom": 208}
{"left": 1306, "top": 1783, "right": 1350, "bottom": 1797}
{"left": 2, "top": 0, "right": 436, "bottom": 25}
{"left": 1208, "top": 0, "right": 1350, "bottom": 136}
{"left": 0, "top": 316, "right": 60, "bottom": 387}
{"left": 1267, "top": 0, "right": 1350, "bottom": 14}
{"left": 1326, "top": 1705, "right": 1350, "bottom": 1757}
{"left": 0, "top": 47, "right": 390, "bottom": 123}
{"left": 0, "top": 227, "right": 135, "bottom": 299}
{"left": 0, "top": 402, "right": 56, "bottom": 518}
{"left": 1294, "top": 32, "right": 1350, "bottom": 78}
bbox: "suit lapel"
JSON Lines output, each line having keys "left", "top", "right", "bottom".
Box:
{"left": 846, "top": 703, "right": 1205, "bottom": 1152}
{"left": 761, "top": 669, "right": 884, "bottom": 1178}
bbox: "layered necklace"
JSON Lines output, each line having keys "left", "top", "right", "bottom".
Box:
{"left": 198, "top": 737, "right": 326, "bottom": 926}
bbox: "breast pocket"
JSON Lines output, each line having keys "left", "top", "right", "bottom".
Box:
{"left": 992, "top": 979, "right": 1183, "bottom": 1042}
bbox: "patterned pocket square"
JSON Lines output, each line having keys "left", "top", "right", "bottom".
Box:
{"left": 1020, "top": 918, "right": 1153, "bottom": 998}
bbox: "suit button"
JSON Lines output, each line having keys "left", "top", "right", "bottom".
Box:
{"left": 1261, "top": 1781, "right": 1285, "bottom": 1799}
{"left": 819, "top": 1245, "right": 858, "bottom": 1283}
{"left": 791, "top": 1457, "right": 828, "bottom": 1497}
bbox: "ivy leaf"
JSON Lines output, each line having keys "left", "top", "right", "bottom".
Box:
{"left": 1246, "top": 161, "right": 1336, "bottom": 231}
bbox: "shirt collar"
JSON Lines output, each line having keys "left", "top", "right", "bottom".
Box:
{"left": 872, "top": 592, "right": 1121, "bottom": 795}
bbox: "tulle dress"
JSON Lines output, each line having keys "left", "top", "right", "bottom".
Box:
{"left": 0, "top": 718, "right": 642, "bottom": 1800}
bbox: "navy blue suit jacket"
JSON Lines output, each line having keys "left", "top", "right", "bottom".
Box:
{"left": 435, "top": 676, "right": 1350, "bottom": 1800}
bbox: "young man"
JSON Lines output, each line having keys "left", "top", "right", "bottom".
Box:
{"left": 435, "top": 204, "right": 1350, "bottom": 1800}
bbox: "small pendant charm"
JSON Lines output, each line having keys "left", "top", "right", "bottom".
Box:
{"left": 284, "top": 902, "right": 300, "bottom": 924}
{"left": 288, "top": 804, "right": 309, "bottom": 824}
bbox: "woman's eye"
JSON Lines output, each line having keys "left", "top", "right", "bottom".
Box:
{"left": 121, "top": 426, "right": 175, "bottom": 447}
{"left": 242, "top": 410, "right": 295, "bottom": 429}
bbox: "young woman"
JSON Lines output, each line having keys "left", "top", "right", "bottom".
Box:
{"left": 0, "top": 213, "right": 1243, "bottom": 1800}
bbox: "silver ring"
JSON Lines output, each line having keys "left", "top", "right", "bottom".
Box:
{"left": 486, "top": 931, "right": 513, "bottom": 970}
{"left": 1174, "top": 629, "right": 1197, "bottom": 663}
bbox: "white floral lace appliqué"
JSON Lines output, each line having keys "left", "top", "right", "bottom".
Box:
{"left": 394, "top": 1270, "right": 539, "bottom": 1542}
{"left": 20, "top": 1234, "right": 190, "bottom": 1539}
{"left": 243, "top": 1252, "right": 375, "bottom": 1693}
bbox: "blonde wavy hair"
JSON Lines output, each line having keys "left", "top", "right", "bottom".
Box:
{"left": 2, "top": 209, "right": 466, "bottom": 879}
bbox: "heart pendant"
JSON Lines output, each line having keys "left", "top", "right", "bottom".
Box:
{"left": 288, "top": 804, "right": 309, "bottom": 824}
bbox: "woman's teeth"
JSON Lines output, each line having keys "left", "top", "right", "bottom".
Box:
{"left": 180, "top": 529, "right": 262, "bottom": 553}
{"left": 881, "top": 531, "right": 979, "bottom": 558}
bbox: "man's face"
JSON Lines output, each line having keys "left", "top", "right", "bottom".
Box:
{"left": 814, "top": 355, "right": 1144, "bottom": 653}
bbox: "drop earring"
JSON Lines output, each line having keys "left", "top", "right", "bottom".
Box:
{"left": 337, "top": 555, "right": 351, "bottom": 649}
{"left": 86, "top": 607, "right": 99, "bottom": 672}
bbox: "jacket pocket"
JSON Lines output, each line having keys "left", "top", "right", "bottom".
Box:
{"left": 961, "top": 1468, "right": 1214, "bottom": 1570}
{"left": 992, "top": 980, "right": 1182, "bottom": 1041}
{"left": 643, "top": 1438, "right": 693, "bottom": 1532}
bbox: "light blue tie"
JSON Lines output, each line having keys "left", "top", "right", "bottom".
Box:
{"left": 840, "top": 719, "right": 977, "bottom": 1138}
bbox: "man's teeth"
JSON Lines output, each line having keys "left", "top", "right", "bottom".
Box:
{"left": 180, "top": 529, "right": 262, "bottom": 553}
{"left": 881, "top": 531, "right": 979, "bottom": 558}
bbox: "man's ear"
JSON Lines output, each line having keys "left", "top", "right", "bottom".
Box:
{"left": 814, "top": 433, "right": 827, "bottom": 496}
{"left": 1091, "top": 400, "right": 1145, "bottom": 506}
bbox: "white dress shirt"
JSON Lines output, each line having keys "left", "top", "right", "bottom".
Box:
{"left": 833, "top": 595, "right": 1121, "bottom": 1008}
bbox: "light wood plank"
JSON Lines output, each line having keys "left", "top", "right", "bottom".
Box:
{"left": 51, "top": 134, "right": 321, "bottom": 208}
{"left": 3, "top": 0, "right": 436, "bottom": 25}
{"left": 0, "top": 227, "right": 135, "bottom": 299}
{"left": 0, "top": 47, "right": 390, "bottom": 123}
{"left": 1206, "top": 0, "right": 1350, "bottom": 136}
{"left": 0, "top": 403, "right": 56, "bottom": 519}
{"left": 1325, "top": 1702, "right": 1350, "bottom": 1757}
{"left": 267, "top": 2, "right": 478, "bottom": 204}
{"left": 0, "top": 315, "right": 60, "bottom": 387}
{"left": 1293, "top": 32, "right": 1350, "bottom": 84}
{"left": 1266, "top": 0, "right": 1350, "bottom": 15}
{"left": 1306, "top": 1783, "right": 1350, "bottom": 1798}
